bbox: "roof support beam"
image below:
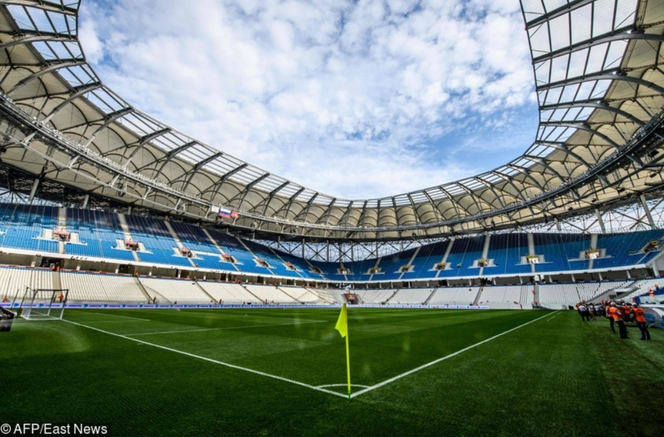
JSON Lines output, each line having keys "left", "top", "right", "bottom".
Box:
{"left": 6, "top": 60, "right": 86, "bottom": 97}
{"left": 42, "top": 83, "right": 103, "bottom": 124}
{"left": 540, "top": 101, "right": 646, "bottom": 126}
{"left": 259, "top": 180, "right": 290, "bottom": 217}
{"left": 0, "top": 0, "right": 78, "bottom": 16}
{"left": 475, "top": 176, "right": 506, "bottom": 209}
{"left": 122, "top": 127, "right": 171, "bottom": 167}
{"left": 292, "top": 192, "right": 319, "bottom": 223}
{"left": 206, "top": 163, "right": 249, "bottom": 204}
{"left": 274, "top": 187, "right": 305, "bottom": 222}
{"left": 232, "top": 173, "right": 271, "bottom": 211}
{"left": 537, "top": 72, "right": 664, "bottom": 96}
{"left": 531, "top": 28, "right": 654, "bottom": 64}
{"left": 525, "top": 0, "right": 595, "bottom": 30}
{"left": 540, "top": 121, "right": 622, "bottom": 149}
{"left": 536, "top": 141, "right": 594, "bottom": 168}
{"left": 178, "top": 152, "right": 223, "bottom": 193}
{"left": 83, "top": 107, "right": 133, "bottom": 148}
{"left": 0, "top": 34, "right": 76, "bottom": 51}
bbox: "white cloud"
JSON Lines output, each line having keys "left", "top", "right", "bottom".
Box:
{"left": 80, "top": 0, "right": 537, "bottom": 199}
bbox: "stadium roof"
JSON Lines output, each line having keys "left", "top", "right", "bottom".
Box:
{"left": 0, "top": 0, "right": 663, "bottom": 242}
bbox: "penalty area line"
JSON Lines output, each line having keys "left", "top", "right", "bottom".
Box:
{"left": 351, "top": 311, "right": 560, "bottom": 399}
{"left": 60, "top": 318, "right": 349, "bottom": 399}
{"left": 125, "top": 320, "right": 327, "bottom": 337}
{"left": 85, "top": 312, "right": 153, "bottom": 321}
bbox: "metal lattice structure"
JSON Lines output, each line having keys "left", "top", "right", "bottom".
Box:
{"left": 0, "top": 0, "right": 662, "bottom": 244}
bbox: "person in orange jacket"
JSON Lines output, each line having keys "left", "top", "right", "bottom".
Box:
{"left": 622, "top": 302, "right": 633, "bottom": 323}
{"left": 607, "top": 302, "right": 617, "bottom": 333}
{"left": 609, "top": 302, "right": 628, "bottom": 339}
{"left": 633, "top": 303, "right": 651, "bottom": 341}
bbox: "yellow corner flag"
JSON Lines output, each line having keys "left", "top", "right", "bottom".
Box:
{"left": 335, "top": 303, "right": 351, "bottom": 398}
{"left": 335, "top": 302, "right": 348, "bottom": 337}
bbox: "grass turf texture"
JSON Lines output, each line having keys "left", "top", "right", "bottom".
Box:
{"left": 2, "top": 308, "right": 663, "bottom": 436}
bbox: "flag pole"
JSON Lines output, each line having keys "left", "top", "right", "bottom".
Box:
{"left": 345, "top": 331, "right": 351, "bottom": 399}
{"left": 335, "top": 302, "right": 351, "bottom": 400}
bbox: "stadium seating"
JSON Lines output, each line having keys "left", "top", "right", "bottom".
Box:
{"left": 537, "top": 280, "right": 632, "bottom": 308}
{"left": 0, "top": 204, "right": 661, "bottom": 283}
{"left": 243, "top": 284, "right": 297, "bottom": 304}
{"left": 485, "top": 234, "right": 532, "bottom": 275}
{"left": 0, "top": 204, "right": 59, "bottom": 253}
{"left": 440, "top": 236, "right": 486, "bottom": 278}
{"left": 65, "top": 208, "right": 104, "bottom": 257}
{"left": 390, "top": 288, "right": 435, "bottom": 305}
{"left": 304, "top": 287, "right": 343, "bottom": 303}
{"left": 60, "top": 271, "right": 147, "bottom": 302}
{"left": 410, "top": 241, "right": 450, "bottom": 279}
{"left": 276, "top": 286, "right": 328, "bottom": 304}
{"left": 428, "top": 287, "right": 479, "bottom": 306}
{"left": 476, "top": 285, "right": 526, "bottom": 309}
{"left": 0, "top": 266, "right": 54, "bottom": 301}
{"left": 357, "top": 289, "right": 397, "bottom": 304}
{"left": 196, "top": 281, "right": 262, "bottom": 304}
{"left": 139, "top": 277, "right": 211, "bottom": 304}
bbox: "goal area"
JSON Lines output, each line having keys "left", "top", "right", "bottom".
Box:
{"left": 19, "top": 287, "right": 69, "bottom": 320}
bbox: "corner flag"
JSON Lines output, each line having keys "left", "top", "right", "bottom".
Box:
{"left": 335, "top": 302, "right": 348, "bottom": 337}
{"left": 335, "top": 303, "right": 351, "bottom": 398}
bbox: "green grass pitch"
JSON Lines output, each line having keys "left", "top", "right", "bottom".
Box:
{"left": 2, "top": 308, "right": 663, "bottom": 436}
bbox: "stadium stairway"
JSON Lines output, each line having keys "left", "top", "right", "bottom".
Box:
{"left": 276, "top": 286, "right": 302, "bottom": 304}
{"left": 423, "top": 287, "right": 437, "bottom": 305}
{"left": 520, "top": 285, "right": 532, "bottom": 308}
{"left": 239, "top": 282, "right": 265, "bottom": 303}
{"left": 305, "top": 287, "right": 339, "bottom": 304}
{"left": 472, "top": 286, "right": 484, "bottom": 306}
{"left": 117, "top": 214, "right": 140, "bottom": 263}
{"left": 194, "top": 280, "right": 217, "bottom": 303}
{"left": 384, "top": 289, "right": 400, "bottom": 304}
{"left": 200, "top": 228, "right": 241, "bottom": 273}
{"left": 134, "top": 276, "right": 152, "bottom": 303}
{"left": 52, "top": 269, "right": 62, "bottom": 291}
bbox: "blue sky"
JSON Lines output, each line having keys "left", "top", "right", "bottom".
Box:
{"left": 79, "top": 0, "right": 538, "bottom": 199}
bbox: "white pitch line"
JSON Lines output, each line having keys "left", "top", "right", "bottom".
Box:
{"left": 351, "top": 311, "right": 559, "bottom": 398}
{"left": 85, "top": 312, "right": 152, "bottom": 321}
{"left": 546, "top": 313, "right": 560, "bottom": 322}
{"left": 81, "top": 320, "right": 151, "bottom": 324}
{"left": 317, "top": 383, "right": 370, "bottom": 389}
{"left": 61, "top": 318, "right": 349, "bottom": 399}
{"left": 125, "top": 320, "right": 327, "bottom": 337}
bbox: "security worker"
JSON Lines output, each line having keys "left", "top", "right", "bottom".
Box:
{"left": 622, "top": 302, "right": 633, "bottom": 323}
{"left": 607, "top": 302, "right": 617, "bottom": 333}
{"left": 633, "top": 303, "right": 651, "bottom": 341}
{"left": 609, "top": 302, "right": 628, "bottom": 339}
